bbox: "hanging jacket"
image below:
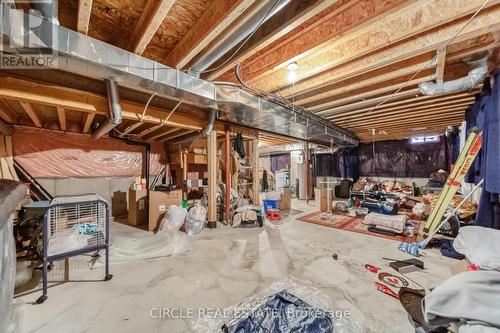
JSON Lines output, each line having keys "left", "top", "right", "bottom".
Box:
{"left": 233, "top": 134, "right": 245, "bottom": 159}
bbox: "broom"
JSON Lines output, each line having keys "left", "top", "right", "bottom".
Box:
{"left": 399, "top": 179, "right": 483, "bottom": 257}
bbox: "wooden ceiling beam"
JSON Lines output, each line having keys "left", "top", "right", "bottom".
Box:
{"left": 19, "top": 101, "right": 42, "bottom": 127}
{"left": 156, "top": 129, "right": 193, "bottom": 143}
{"left": 276, "top": 5, "right": 500, "bottom": 97}
{"left": 335, "top": 98, "right": 475, "bottom": 125}
{"left": 346, "top": 107, "right": 468, "bottom": 129}
{"left": 119, "top": 122, "right": 144, "bottom": 137}
{"left": 146, "top": 127, "right": 181, "bottom": 141}
{"left": 327, "top": 91, "right": 478, "bottom": 119}
{"left": 57, "top": 106, "right": 67, "bottom": 131}
{"left": 205, "top": 0, "right": 336, "bottom": 81}
{"left": 215, "top": 0, "right": 407, "bottom": 83}
{"left": 435, "top": 48, "right": 447, "bottom": 84}
{"left": 249, "top": 1, "right": 499, "bottom": 92}
{"left": 0, "top": 99, "right": 17, "bottom": 124}
{"left": 357, "top": 123, "right": 461, "bottom": 137}
{"left": 129, "top": 0, "right": 176, "bottom": 55}
{"left": 316, "top": 88, "right": 421, "bottom": 116}
{"left": 165, "top": 0, "right": 255, "bottom": 68}
{"left": 0, "top": 76, "right": 206, "bottom": 131}
{"left": 77, "top": 0, "right": 93, "bottom": 35}
{"left": 309, "top": 76, "right": 433, "bottom": 111}
{"left": 297, "top": 60, "right": 434, "bottom": 105}
{"left": 82, "top": 112, "right": 95, "bottom": 133}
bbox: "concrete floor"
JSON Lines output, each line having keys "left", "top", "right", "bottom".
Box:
{"left": 15, "top": 199, "right": 456, "bottom": 333}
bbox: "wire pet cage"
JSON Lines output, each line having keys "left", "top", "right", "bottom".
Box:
{"left": 37, "top": 194, "right": 112, "bottom": 304}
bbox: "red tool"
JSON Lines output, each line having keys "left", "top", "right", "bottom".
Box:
{"left": 266, "top": 209, "right": 282, "bottom": 221}
{"left": 375, "top": 281, "right": 399, "bottom": 299}
{"left": 364, "top": 264, "right": 380, "bottom": 273}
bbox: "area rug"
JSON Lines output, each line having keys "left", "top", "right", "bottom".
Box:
{"left": 297, "top": 211, "right": 419, "bottom": 242}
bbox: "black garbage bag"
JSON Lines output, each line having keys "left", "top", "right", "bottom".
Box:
{"left": 222, "top": 290, "right": 333, "bottom": 333}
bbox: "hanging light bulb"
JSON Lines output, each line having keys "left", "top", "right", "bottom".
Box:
{"left": 287, "top": 62, "right": 298, "bottom": 83}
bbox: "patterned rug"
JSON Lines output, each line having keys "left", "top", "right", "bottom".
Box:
{"left": 297, "top": 211, "right": 420, "bottom": 242}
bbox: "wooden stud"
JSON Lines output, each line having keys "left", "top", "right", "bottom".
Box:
{"left": 166, "top": 0, "right": 255, "bottom": 68}
{"left": 119, "top": 122, "right": 144, "bottom": 137}
{"left": 207, "top": 130, "right": 217, "bottom": 227}
{"left": 225, "top": 128, "right": 231, "bottom": 223}
{"left": 77, "top": 0, "right": 93, "bottom": 35}
{"left": 57, "top": 106, "right": 67, "bottom": 131}
{"left": 129, "top": 0, "right": 176, "bottom": 55}
{"left": 19, "top": 101, "right": 42, "bottom": 127}
{"left": 252, "top": 136, "right": 259, "bottom": 205}
{"left": 5, "top": 136, "right": 18, "bottom": 181}
{"left": 82, "top": 112, "right": 95, "bottom": 133}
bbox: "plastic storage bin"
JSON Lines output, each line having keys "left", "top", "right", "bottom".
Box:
{"left": 263, "top": 199, "right": 280, "bottom": 213}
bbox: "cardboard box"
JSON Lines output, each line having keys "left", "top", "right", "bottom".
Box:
{"left": 148, "top": 190, "right": 183, "bottom": 231}
{"left": 128, "top": 189, "right": 148, "bottom": 227}
{"left": 112, "top": 190, "right": 128, "bottom": 217}
{"left": 280, "top": 188, "right": 292, "bottom": 211}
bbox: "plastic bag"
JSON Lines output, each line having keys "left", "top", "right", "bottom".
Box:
{"left": 412, "top": 203, "right": 425, "bottom": 216}
{"left": 185, "top": 202, "right": 207, "bottom": 236}
{"left": 158, "top": 205, "right": 187, "bottom": 233}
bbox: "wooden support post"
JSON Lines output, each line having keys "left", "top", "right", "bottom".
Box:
{"left": 305, "top": 143, "right": 310, "bottom": 204}
{"left": 207, "top": 130, "right": 217, "bottom": 228}
{"left": 252, "top": 137, "right": 259, "bottom": 205}
{"left": 181, "top": 148, "right": 188, "bottom": 200}
{"left": 225, "top": 128, "right": 231, "bottom": 223}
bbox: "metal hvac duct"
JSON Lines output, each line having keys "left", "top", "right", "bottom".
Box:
{"left": 170, "top": 108, "right": 217, "bottom": 145}
{"left": 93, "top": 79, "right": 122, "bottom": 139}
{"left": 188, "top": 0, "right": 291, "bottom": 74}
{"left": 419, "top": 56, "right": 489, "bottom": 96}
{"left": 0, "top": 6, "right": 358, "bottom": 147}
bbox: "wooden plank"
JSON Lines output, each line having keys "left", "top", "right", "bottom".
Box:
{"left": 215, "top": 0, "right": 404, "bottom": 82}
{"left": 82, "top": 112, "right": 95, "bottom": 133}
{"left": 19, "top": 101, "right": 42, "bottom": 127}
{"left": 57, "top": 106, "right": 67, "bottom": 131}
{"left": 309, "top": 76, "right": 433, "bottom": 111}
{"left": 156, "top": 129, "right": 193, "bottom": 142}
{"left": 119, "top": 121, "right": 143, "bottom": 136}
{"left": 328, "top": 92, "right": 478, "bottom": 119}
{"left": 205, "top": 0, "right": 336, "bottom": 81}
{"left": 165, "top": 0, "right": 255, "bottom": 68}
{"left": 129, "top": 0, "right": 176, "bottom": 55}
{"left": 335, "top": 98, "right": 475, "bottom": 124}
{"left": 207, "top": 130, "right": 217, "bottom": 226}
{"left": 147, "top": 127, "right": 181, "bottom": 141}
{"left": 297, "top": 61, "right": 434, "bottom": 105}
{"left": 0, "top": 76, "right": 207, "bottom": 131}
{"left": 77, "top": 0, "right": 93, "bottom": 35}
{"left": 0, "top": 99, "right": 17, "bottom": 124}
{"left": 316, "top": 88, "right": 421, "bottom": 116}
{"left": 225, "top": 128, "right": 231, "bottom": 223}
{"left": 248, "top": 1, "right": 499, "bottom": 92}
{"left": 277, "top": 7, "right": 500, "bottom": 97}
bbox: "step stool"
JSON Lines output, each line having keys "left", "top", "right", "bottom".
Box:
{"left": 266, "top": 208, "right": 282, "bottom": 221}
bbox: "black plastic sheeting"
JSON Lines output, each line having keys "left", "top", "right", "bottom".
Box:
{"left": 222, "top": 290, "right": 333, "bottom": 333}
{"left": 314, "top": 135, "right": 458, "bottom": 180}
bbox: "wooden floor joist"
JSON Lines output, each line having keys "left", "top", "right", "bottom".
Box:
{"left": 19, "top": 102, "right": 42, "bottom": 127}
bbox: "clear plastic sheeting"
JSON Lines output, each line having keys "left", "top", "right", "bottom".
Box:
{"left": 13, "top": 127, "right": 165, "bottom": 178}
{"left": 192, "top": 276, "right": 360, "bottom": 333}
{"left": 93, "top": 231, "right": 191, "bottom": 268}
{"left": 185, "top": 203, "right": 207, "bottom": 236}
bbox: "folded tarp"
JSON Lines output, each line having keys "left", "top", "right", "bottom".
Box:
{"left": 363, "top": 212, "right": 407, "bottom": 234}
{"left": 423, "top": 271, "right": 500, "bottom": 329}
{"left": 453, "top": 226, "right": 500, "bottom": 271}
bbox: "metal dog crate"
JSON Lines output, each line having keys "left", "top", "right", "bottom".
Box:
{"left": 37, "top": 194, "right": 112, "bottom": 303}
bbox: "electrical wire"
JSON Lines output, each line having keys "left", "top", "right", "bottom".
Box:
{"left": 365, "top": 0, "right": 490, "bottom": 115}
{"left": 140, "top": 91, "right": 157, "bottom": 121}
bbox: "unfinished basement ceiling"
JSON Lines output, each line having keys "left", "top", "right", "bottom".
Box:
{"left": 4, "top": 0, "right": 500, "bottom": 143}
